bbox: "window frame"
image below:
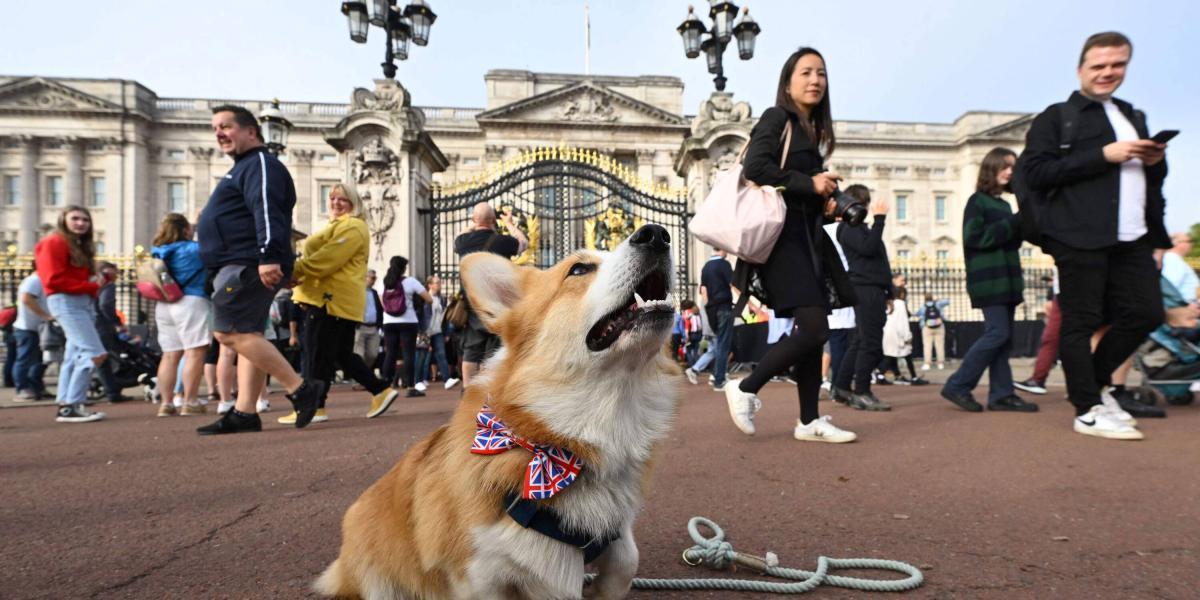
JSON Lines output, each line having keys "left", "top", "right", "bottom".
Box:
{"left": 88, "top": 175, "right": 106, "bottom": 208}
{"left": 45, "top": 174, "right": 64, "bottom": 207}
{"left": 165, "top": 180, "right": 188, "bottom": 214}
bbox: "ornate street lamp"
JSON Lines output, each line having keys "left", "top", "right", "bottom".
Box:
{"left": 258, "top": 99, "right": 293, "bottom": 156}
{"left": 341, "top": 0, "right": 437, "bottom": 79}
{"left": 676, "top": 2, "right": 760, "bottom": 91}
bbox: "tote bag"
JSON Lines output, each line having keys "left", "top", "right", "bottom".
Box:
{"left": 688, "top": 122, "right": 791, "bottom": 264}
{"left": 135, "top": 258, "right": 184, "bottom": 303}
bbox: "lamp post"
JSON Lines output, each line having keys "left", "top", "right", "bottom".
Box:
{"left": 341, "top": 0, "right": 437, "bottom": 79}
{"left": 258, "top": 99, "right": 293, "bottom": 156}
{"left": 676, "top": 2, "right": 760, "bottom": 91}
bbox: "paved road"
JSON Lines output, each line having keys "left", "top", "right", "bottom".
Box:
{"left": 2, "top": 380, "right": 1196, "bottom": 599}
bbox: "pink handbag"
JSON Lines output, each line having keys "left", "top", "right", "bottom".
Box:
{"left": 688, "top": 122, "right": 792, "bottom": 264}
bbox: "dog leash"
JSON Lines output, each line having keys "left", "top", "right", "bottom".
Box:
{"left": 585, "top": 516, "right": 924, "bottom": 594}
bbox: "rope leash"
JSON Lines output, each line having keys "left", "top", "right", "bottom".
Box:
{"left": 587, "top": 517, "right": 924, "bottom": 594}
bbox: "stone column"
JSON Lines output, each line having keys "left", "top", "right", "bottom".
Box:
{"left": 289, "top": 149, "right": 316, "bottom": 234}
{"left": 64, "top": 137, "right": 85, "bottom": 207}
{"left": 18, "top": 137, "right": 40, "bottom": 252}
{"left": 636, "top": 149, "right": 655, "bottom": 182}
{"left": 189, "top": 146, "right": 216, "bottom": 222}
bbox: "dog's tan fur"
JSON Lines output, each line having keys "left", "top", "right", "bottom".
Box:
{"left": 316, "top": 236, "right": 679, "bottom": 599}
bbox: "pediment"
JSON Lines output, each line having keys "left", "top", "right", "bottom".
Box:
{"left": 0, "top": 77, "right": 122, "bottom": 113}
{"left": 976, "top": 114, "right": 1034, "bottom": 140}
{"left": 477, "top": 82, "right": 687, "bottom": 128}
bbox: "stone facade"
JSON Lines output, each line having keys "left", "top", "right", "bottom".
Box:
{"left": 0, "top": 72, "right": 1041, "bottom": 277}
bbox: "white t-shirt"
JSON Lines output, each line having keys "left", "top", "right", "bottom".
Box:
{"left": 14, "top": 274, "right": 47, "bottom": 331}
{"left": 381, "top": 277, "right": 428, "bottom": 325}
{"left": 1102, "top": 100, "right": 1148, "bottom": 242}
{"left": 822, "top": 223, "right": 856, "bottom": 329}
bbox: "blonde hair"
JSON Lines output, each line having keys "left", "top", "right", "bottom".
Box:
{"left": 329, "top": 183, "right": 360, "bottom": 217}
{"left": 152, "top": 213, "right": 191, "bottom": 246}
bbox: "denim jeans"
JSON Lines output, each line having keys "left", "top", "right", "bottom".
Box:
{"left": 944, "top": 304, "right": 1016, "bottom": 403}
{"left": 46, "top": 293, "right": 107, "bottom": 406}
{"left": 418, "top": 333, "right": 451, "bottom": 382}
{"left": 706, "top": 305, "right": 734, "bottom": 385}
{"left": 13, "top": 328, "right": 47, "bottom": 394}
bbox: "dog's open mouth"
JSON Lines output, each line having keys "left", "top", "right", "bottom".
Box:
{"left": 586, "top": 268, "right": 673, "bottom": 352}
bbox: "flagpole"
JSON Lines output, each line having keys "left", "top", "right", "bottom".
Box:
{"left": 584, "top": 2, "right": 591, "bottom": 76}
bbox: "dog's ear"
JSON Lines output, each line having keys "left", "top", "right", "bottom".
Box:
{"left": 461, "top": 252, "right": 523, "bottom": 329}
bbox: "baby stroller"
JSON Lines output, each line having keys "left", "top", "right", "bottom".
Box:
{"left": 1131, "top": 277, "right": 1198, "bottom": 406}
{"left": 87, "top": 335, "right": 162, "bottom": 402}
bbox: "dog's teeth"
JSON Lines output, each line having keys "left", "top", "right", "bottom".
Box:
{"left": 634, "top": 292, "right": 645, "bottom": 307}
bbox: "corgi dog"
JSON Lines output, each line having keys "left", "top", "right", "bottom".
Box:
{"left": 316, "top": 224, "right": 680, "bottom": 599}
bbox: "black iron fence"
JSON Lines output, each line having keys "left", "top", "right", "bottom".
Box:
{"left": 1, "top": 256, "right": 156, "bottom": 331}
{"left": 894, "top": 260, "right": 1056, "bottom": 323}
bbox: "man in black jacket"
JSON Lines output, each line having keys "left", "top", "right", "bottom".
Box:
{"left": 194, "top": 104, "right": 326, "bottom": 434}
{"left": 1020, "top": 31, "right": 1169, "bottom": 441}
{"left": 831, "top": 185, "right": 893, "bottom": 411}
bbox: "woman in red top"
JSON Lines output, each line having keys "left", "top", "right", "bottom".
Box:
{"left": 35, "top": 206, "right": 107, "bottom": 423}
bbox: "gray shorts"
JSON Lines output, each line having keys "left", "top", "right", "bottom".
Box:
{"left": 211, "top": 264, "right": 279, "bottom": 334}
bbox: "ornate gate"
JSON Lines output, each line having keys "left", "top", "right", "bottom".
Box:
{"left": 427, "top": 147, "right": 691, "bottom": 298}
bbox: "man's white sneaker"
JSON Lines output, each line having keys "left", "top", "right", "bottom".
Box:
{"left": 415, "top": 381, "right": 428, "bottom": 392}
{"left": 724, "top": 379, "right": 761, "bottom": 435}
{"left": 217, "top": 400, "right": 235, "bottom": 415}
{"left": 1074, "top": 405, "right": 1144, "bottom": 440}
{"left": 256, "top": 398, "right": 271, "bottom": 413}
{"left": 793, "top": 416, "right": 857, "bottom": 443}
{"left": 684, "top": 368, "right": 699, "bottom": 385}
{"left": 444, "top": 378, "right": 460, "bottom": 390}
{"left": 820, "top": 379, "right": 832, "bottom": 392}
{"left": 921, "top": 363, "right": 931, "bottom": 371}
{"left": 172, "top": 394, "right": 184, "bottom": 408}
{"left": 1099, "top": 388, "right": 1136, "bottom": 426}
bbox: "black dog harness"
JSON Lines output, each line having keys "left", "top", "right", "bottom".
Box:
{"left": 503, "top": 491, "right": 619, "bottom": 563}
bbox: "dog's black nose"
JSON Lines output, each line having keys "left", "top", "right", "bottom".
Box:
{"left": 629, "top": 224, "right": 670, "bottom": 253}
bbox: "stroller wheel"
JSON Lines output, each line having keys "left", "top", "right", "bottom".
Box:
{"left": 86, "top": 376, "right": 106, "bottom": 401}
{"left": 1135, "top": 385, "right": 1165, "bottom": 406}
{"left": 1166, "top": 391, "right": 1195, "bottom": 406}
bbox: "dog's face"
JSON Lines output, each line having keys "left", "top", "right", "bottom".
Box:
{"left": 461, "top": 224, "right": 675, "bottom": 371}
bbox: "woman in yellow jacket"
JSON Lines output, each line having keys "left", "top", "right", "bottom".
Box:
{"left": 282, "top": 184, "right": 398, "bottom": 423}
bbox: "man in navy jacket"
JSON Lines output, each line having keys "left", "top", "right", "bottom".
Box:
{"left": 194, "top": 104, "right": 325, "bottom": 435}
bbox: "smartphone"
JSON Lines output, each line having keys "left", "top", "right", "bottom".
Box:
{"left": 1150, "top": 130, "right": 1179, "bottom": 144}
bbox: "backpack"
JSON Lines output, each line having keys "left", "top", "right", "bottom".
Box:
{"left": 1014, "top": 101, "right": 1146, "bottom": 247}
{"left": 382, "top": 280, "right": 408, "bottom": 316}
{"left": 0, "top": 305, "right": 16, "bottom": 328}
{"left": 923, "top": 302, "right": 943, "bottom": 329}
{"left": 135, "top": 258, "right": 184, "bottom": 303}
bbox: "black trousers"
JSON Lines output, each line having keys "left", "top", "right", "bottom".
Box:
{"left": 1043, "top": 237, "right": 1163, "bottom": 413}
{"left": 382, "top": 322, "right": 419, "bottom": 388}
{"left": 834, "top": 285, "right": 888, "bottom": 393}
{"left": 302, "top": 305, "right": 389, "bottom": 407}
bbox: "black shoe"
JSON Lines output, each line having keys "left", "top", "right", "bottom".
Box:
{"left": 405, "top": 389, "right": 426, "bottom": 398}
{"left": 872, "top": 373, "right": 894, "bottom": 385}
{"left": 847, "top": 391, "right": 892, "bottom": 411}
{"left": 988, "top": 395, "right": 1039, "bottom": 412}
{"left": 108, "top": 394, "right": 136, "bottom": 403}
{"left": 287, "top": 380, "right": 329, "bottom": 429}
{"left": 1013, "top": 379, "right": 1047, "bottom": 395}
{"left": 893, "top": 376, "right": 912, "bottom": 386}
{"left": 910, "top": 377, "right": 931, "bottom": 386}
{"left": 196, "top": 410, "right": 262, "bottom": 435}
{"left": 940, "top": 388, "right": 983, "bottom": 412}
{"left": 830, "top": 386, "right": 853, "bottom": 404}
{"left": 1113, "top": 389, "right": 1166, "bottom": 418}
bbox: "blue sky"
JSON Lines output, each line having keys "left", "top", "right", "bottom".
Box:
{"left": 4, "top": 0, "right": 1197, "bottom": 228}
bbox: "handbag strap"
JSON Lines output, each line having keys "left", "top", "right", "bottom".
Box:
{"left": 736, "top": 120, "right": 793, "bottom": 168}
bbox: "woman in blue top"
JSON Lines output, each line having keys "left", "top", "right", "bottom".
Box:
{"left": 151, "top": 213, "right": 212, "bottom": 417}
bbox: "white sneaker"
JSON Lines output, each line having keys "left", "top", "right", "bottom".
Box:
{"left": 793, "top": 416, "right": 857, "bottom": 443}
{"left": 937, "top": 363, "right": 945, "bottom": 370}
{"left": 415, "top": 381, "right": 428, "bottom": 392}
{"left": 1074, "top": 405, "right": 1143, "bottom": 440}
{"left": 444, "top": 378, "right": 460, "bottom": 390}
{"left": 921, "top": 364, "right": 931, "bottom": 371}
{"left": 256, "top": 398, "right": 271, "bottom": 413}
{"left": 172, "top": 394, "right": 184, "bottom": 408}
{"left": 56, "top": 404, "right": 105, "bottom": 423}
{"left": 1099, "top": 388, "right": 1136, "bottom": 426}
{"left": 217, "top": 400, "right": 235, "bottom": 415}
{"left": 723, "top": 379, "right": 761, "bottom": 435}
{"left": 820, "top": 379, "right": 832, "bottom": 392}
{"left": 685, "top": 368, "right": 699, "bottom": 385}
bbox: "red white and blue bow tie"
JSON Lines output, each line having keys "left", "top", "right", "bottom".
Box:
{"left": 470, "top": 404, "right": 585, "bottom": 500}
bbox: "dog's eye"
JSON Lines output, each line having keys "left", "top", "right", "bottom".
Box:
{"left": 567, "top": 263, "right": 596, "bottom": 278}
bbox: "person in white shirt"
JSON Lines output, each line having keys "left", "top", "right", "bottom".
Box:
{"left": 13, "top": 271, "right": 51, "bottom": 400}
{"left": 380, "top": 256, "right": 433, "bottom": 398}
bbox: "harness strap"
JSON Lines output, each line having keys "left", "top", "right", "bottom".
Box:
{"left": 503, "top": 491, "right": 619, "bottom": 564}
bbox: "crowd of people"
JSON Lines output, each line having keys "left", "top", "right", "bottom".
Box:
{"left": 0, "top": 31, "right": 1188, "bottom": 446}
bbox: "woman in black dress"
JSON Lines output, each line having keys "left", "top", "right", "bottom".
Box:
{"left": 725, "top": 47, "right": 857, "bottom": 443}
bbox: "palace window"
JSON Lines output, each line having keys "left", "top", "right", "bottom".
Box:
{"left": 933, "top": 168, "right": 946, "bottom": 176}
{"left": 3, "top": 175, "right": 18, "bottom": 206}
{"left": 95, "top": 241, "right": 106, "bottom": 255}
{"left": 167, "top": 149, "right": 186, "bottom": 160}
{"left": 46, "top": 175, "right": 63, "bottom": 206}
{"left": 167, "top": 181, "right": 186, "bottom": 213}
{"left": 462, "top": 157, "right": 480, "bottom": 166}
{"left": 89, "top": 177, "right": 106, "bottom": 208}
{"left": 319, "top": 153, "right": 338, "bottom": 163}
{"left": 935, "top": 195, "right": 947, "bottom": 222}
{"left": 897, "top": 249, "right": 910, "bottom": 261}
{"left": 894, "top": 166, "right": 908, "bottom": 175}
{"left": 318, "top": 183, "right": 333, "bottom": 215}
{"left": 854, "top": 166, "right": 868, "bottom": 175}
{"left": 936, "top": 249, "right": 949, "bottom": 267}
{"left": 895, "top": 194, "right": 908, "bottom": 221}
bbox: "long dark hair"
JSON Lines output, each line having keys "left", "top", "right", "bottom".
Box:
{"left": 55, "top": 205, "right": 96, "bottom": 270}
{"left": 976, "top": 147, "right": 1017, "bottom": 196}
{"left": 775, "top": 47, "right": 836, "bottom": 157}
{"left": 383, "top": 255, "right": 408, "bottom": 289}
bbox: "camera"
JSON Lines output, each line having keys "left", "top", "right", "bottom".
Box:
{"left": 830, "top": 189, "right": 867, "bottom": 226}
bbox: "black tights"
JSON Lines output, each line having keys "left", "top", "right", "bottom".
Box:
{"left": 739, "top": 306, "right": 829, "bottom": 425}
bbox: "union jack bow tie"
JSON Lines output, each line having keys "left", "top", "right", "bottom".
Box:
{"left": 470, "top": 404, "right": 585, "bottom": 500}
